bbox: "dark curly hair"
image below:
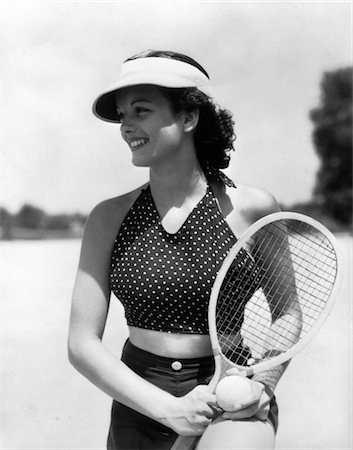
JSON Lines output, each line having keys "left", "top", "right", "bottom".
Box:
{"left": 126, "top": 50, "right": 236, "bottom": 174}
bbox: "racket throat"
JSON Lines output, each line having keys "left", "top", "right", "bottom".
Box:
{"left": 208, "top": 351, "right": 222, "bottom": 392}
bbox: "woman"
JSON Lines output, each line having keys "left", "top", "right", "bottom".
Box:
{"left": 68, "top": 50, "right": 286, "bottom": 450}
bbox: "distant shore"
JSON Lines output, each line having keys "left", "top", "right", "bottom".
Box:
{"left": 1, "top": 220, "right": 351, "bottom": 241}
{"left": 1, "top": 226, "right": 84, "bottom": 241}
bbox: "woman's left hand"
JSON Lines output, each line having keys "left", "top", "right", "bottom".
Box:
{"left": 219, "top": 369, "right": 271, "bottom": 421}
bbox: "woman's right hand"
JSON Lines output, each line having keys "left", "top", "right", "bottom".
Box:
{"left": 165, "top": 384, "right": 219, "bottom": 436}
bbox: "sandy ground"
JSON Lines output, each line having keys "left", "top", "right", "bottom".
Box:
{"left": 2, "top": 236, "right": 352, "bottom": 449}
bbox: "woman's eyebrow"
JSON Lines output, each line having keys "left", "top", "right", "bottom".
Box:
{"left": 130, "top": 97, "right": 153, "bottom": 105}
{"left": 116, "top": 97, "right": 153, "bottom": 110}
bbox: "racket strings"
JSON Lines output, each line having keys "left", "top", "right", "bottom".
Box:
{"left": 249, "top": 224, "right": 335, "bottom": 318}
{"left": 218, "top": 227, "right": 335, "bottom": 362}
{"left": 256, "top": 225, "right": 335, "bottom": 334}
{"left": 215, "top": 219, "right": 337, "bottom": 367}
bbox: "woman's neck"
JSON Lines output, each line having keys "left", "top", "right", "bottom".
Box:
{"left": 150, "top": 160, "right": 207, "bottom": 217}
{"left": 149, "top": 163, "right": 207, "bottom": 206}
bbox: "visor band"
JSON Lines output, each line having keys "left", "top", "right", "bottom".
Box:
{"left": 120, "top": 58, "right": 211, "bottom": 93}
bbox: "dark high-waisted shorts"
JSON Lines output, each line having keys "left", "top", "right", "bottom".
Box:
{"left": 107, "top": 339, "right": 278, "bottom": 450}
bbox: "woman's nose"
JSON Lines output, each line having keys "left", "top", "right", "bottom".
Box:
{"left": 121, "top": 122, "right": 137, "bottom": 138}
{"left": 120, "top": 114, "right": 137, "bottom": 131}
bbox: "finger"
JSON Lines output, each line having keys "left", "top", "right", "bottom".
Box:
{"left": 201, "top": 393, "right": 218, "bottom": 406}
{"left": 199, "top": 417, "right": 213, "bottom": 428}
{"left": 225, "top": 368, "right": 240, "bottom": 376}
{"left": 223, "top": 401, "right": 260, "bottom": 420}
{"left": 203, "top": 403, "right": 221, "bottom": 419}
{"left": 208, "top": 407, "right": 223, "bottom": 419}
{"left": 252, "top": 380, "right": 265, "bottom": 394}
{"left": 195, "top": 423, "right": 210, "bottom": 435}
{"left": 255, "top": 408, "right": 269, "bottom": 421}
{"left": 210, "top": 404, "right": 224, "bottom": 416}
{"left": 224, "top": 368, "right": 246, "bottom": 377}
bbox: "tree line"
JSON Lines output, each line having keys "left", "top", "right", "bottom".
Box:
{"left": 0, "top": 204, "right": 87, "bottom": 239}
{"left": 284, "top": 66, "right": 352, "bottom": 233}
{"left": 309, "top": 66, "right": 352, "bottom": 228}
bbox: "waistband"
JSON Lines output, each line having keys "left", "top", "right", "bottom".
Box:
{"left": 123, "top": 339, "right": 214, "bottom": 370}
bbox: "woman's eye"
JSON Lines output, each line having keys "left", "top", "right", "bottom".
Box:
{"left": 136, "top": 107, "right": 149, "bottom": 114}
{"left": 116, "top": 111, "right": 124, "bottom": 123}
{"left": 116, "top": 106, "right": 150, "bottom": 123}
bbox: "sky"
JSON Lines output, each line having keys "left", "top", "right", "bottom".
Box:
{"left": 1, "top": 1, "right": 352, "bottom": 214}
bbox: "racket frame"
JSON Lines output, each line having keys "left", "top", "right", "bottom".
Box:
{"left": 208, "top": 211, "right": 342, "bottom": 387}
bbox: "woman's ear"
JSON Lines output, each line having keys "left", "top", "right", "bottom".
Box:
{"left": 183, "top": 109, "right": 199, "bottom": 133}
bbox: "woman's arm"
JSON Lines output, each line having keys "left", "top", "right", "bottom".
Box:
{"left": 68, "top": 198, "right": 217, "bottom": 436}
{"left": 219, "top": 184, "right": 290, "bottom": 419}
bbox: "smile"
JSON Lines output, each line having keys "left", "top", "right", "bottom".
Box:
{"left": 130, "top": 138, "right": 149, "bottom": 150}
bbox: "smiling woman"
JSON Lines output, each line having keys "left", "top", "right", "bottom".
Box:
{"left": 115, "top": 85, "right": 192, "bottom": 168}
{"left": 68, "top": 50, "right": 283, "bottom": 450}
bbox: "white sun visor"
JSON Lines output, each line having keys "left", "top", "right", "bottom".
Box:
{"left": 93, "top": 57, "right": 213, "bottom": 122}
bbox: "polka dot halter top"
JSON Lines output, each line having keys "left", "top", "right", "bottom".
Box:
{"left": 110, "top": 184, "right": 237, "bottom": 334}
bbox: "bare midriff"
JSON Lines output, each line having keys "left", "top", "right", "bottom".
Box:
{"left": 129, "top": 327, "right": 213, "bottom": 359}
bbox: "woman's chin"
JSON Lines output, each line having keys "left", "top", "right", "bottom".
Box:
{"left": 131, "top": 156, "right": 150, "bottom": 167}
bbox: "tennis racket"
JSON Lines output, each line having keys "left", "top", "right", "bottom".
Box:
{"left": 171, "top": 211, "right": 341, "bottom": 450}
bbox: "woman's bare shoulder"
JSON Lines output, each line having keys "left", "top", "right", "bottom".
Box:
{"left": 230, "top": 183, "right": 280, "bottom": 220}
{"left": 84, "top": 183, "right": 148, "bottom": 240}
{"left": 217, "top": 182, "right": 280, "bottom": 236}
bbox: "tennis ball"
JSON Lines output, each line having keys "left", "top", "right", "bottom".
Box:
{"left": 215, "top": 376, "right": 252, "bottom": 411}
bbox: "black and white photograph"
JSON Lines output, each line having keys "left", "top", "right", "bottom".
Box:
{"left": 1, "top": 1, "right": 352, "bottom": 449}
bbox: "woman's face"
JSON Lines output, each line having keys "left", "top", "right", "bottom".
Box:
{"left": 116, "top": 85, "right": 188, "bottom": 167}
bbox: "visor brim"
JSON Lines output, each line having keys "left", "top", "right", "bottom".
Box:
{"left": 93, "top": 73, "right": 212, "bottom": 122}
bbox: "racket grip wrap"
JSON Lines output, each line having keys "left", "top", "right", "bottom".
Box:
{"left": 171, "top": 435, "right": 199, "bottom": 450}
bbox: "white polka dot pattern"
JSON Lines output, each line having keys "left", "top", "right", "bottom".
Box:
{"left": 110, "top": 185, "right": 237, "bottom": 334}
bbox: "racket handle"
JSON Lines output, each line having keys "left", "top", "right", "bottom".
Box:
{"left": 171, "top": 435, "right": 199, "bottom": 450}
